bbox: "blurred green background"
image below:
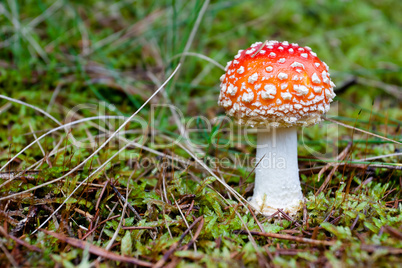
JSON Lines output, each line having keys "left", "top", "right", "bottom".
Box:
{"left": 1, "top": 0, "right": 401, "bottom": 114}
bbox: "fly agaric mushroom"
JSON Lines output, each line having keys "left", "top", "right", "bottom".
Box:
{"left": 218, "top": 40, "right": 336, "bottom": 216}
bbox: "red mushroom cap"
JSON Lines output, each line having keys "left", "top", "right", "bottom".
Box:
{"left": 218, "top": 40, "right": 336, "bottom": 127}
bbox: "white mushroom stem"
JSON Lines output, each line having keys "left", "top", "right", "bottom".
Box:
{"left": 249, "top": 126, "right": 303, "bottom": 216}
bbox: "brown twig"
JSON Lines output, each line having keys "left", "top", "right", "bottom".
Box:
{"left": 0, "top": 226, "right": 41, "bottom": 252}
{"left": 153, "top": 216, "right": 204, "bottom": 268}
{"left": 41, "top": 229, "right": 153, "bottom": 267}
{"left": 180, "top": 215, "right": 204, "bottom": 251}
{"left": 234, "top": 230, "right": 335, "bottom": 246}
{"left": 315, "top": 142, "right": 352, "bottom": 195}
{"left": 122, "top": 226, "right": 157, "bottom": 230}
{"left": 185, "top": 200, "right": 195, "bottom": 217}
{"left": 278, "top": 209, "right": 301, "bottom": 228}
{"left": 383, "top": 225, "right": 402, "bottom": 240}
{"left": 234, "top": 211, "right": 270, "bottom": 268}
{"left": 82, "top": 215, "right": 121, "bottom": 240}
{"left": 95, "top": 180, "right": 109, "bottom": 211}
{"left": 171, "top": 193, "right": 197, "bottom": 251}
{"left": 0, "top": 239, "right": 19, "bottom": 268}
{"left": 247, "top": 206, "right": 275, "bottom": 264}
{"left": 360, "top": 244, "right": 402, "bottom": 255}
{"left": 110, "top": 183, "right": 142, "bottom": 222}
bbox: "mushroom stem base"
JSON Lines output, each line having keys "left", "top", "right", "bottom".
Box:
{"left": 250, "top": 127, "right": 303, "bottom": 216}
